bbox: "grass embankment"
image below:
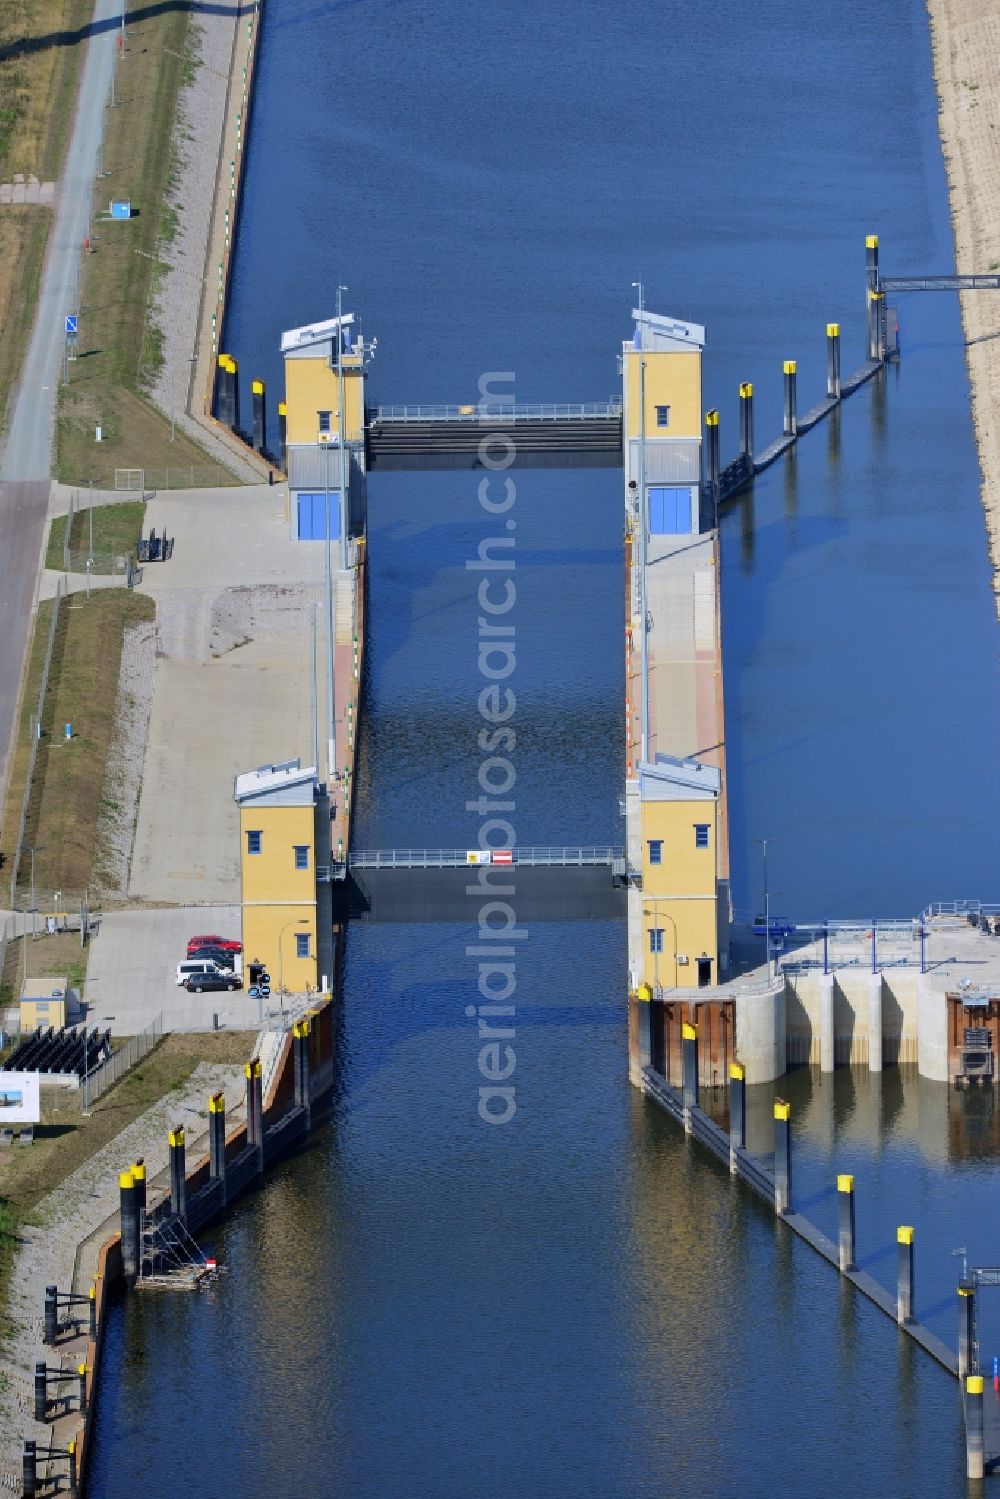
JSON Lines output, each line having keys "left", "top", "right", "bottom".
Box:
{"left": 0, "top": 590, "right": 155, "bottom": 896}
{"left": 0, "top": 0, "right": 91, "bottom": 431}
{"left": 0, "top": 931, "right": 88, "bottom": 1007}
{"left": 57, "top": 10, "right": 231, "bottom": 485}
{"left": 45, "top": 501, "right": 146, "bottom": 570}
{"left": 0, "top": 1031, "right": 256, "bottom": 1343}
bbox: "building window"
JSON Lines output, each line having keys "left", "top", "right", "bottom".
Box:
{"left": 317, "top": 409, "right": 332, "bottom": 435}
{"left": 649, "top": 928, "right": 664, "bottom": 954}
{"left": 648, "top": 839, "right": 663, "bottom": 865}
{"left": 655, "top": 404, "right": 670, "bottom": 428}
{"left": 247, "top": 830, "right": 262, "bottom": 855}
{"left": 695, "top": 824, "right": 710, "bottom": 849}
{"left": 296, "top": 933, "right": 311, "bottom": 959}
{"left": 294, "top": 845, "right": 309, "bottom": 870}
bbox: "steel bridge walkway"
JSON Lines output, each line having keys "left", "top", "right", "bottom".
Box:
{"left": 347, "top": 845, "right": 625, "bottom": 871}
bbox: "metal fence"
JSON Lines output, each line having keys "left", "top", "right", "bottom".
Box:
{"left": 104, "top": 464, "right": 240, "bottom": 493}
{"left": 85, "top": 1013, "right": 163, "bottom": 1106}
{"left": 9, "top": 578, "right": 65, "bottom": 904}
{"left": 349, "top": 846, "right": 625, "bottom": 869}
{"left": 61, "top": 549, "right": 130, "bottom": 577}
{"left": 372, "top": 402, "right": 623, "bottom": 423}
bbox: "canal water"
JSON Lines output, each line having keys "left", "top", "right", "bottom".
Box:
{"left": 87, "top": 0, "right": 999, "bottom": 1493}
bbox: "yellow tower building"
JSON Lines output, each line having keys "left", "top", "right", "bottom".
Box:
{"left": 280, "top": 314, "right": 369, "bottom": 541}
{"left": 234, "top": 759, "right": 329, "bottom": 996}
{"left": 635, "top": 756, "right": 722, "bottom": 990}
{"left": 622, "top": 307, "right": 705, "bottom": 537}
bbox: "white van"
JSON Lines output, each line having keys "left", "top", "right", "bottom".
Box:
{"left": 176, "top": 959, "right": 223, "bottom": 987}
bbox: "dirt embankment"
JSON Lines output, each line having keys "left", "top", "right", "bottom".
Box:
{"left": 927, "top": 0, "right": 1000, "bottom": 607}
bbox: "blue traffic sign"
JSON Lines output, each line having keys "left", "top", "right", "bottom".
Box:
{"left": 260, "top": 985, "right": 271, "bottom": 999}
{"left": 65, "top": 314, "right": 78, "bottom": 335}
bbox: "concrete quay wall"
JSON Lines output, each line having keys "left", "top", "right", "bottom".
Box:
{"left": 48, "top": 1006, "right": 336, "bottom": 1498}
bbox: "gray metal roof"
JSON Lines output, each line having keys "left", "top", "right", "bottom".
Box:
{"left": 234, "top": 759, "right": 318, "bottom": 805}
{"left": 628, "top": 309, "right": 705, "bottom": 353}
{"left": 280, "top": 313, "right": 355, "bottom": 354}
{"left": 638, "top": 753, "right": 720, "bottom": 801}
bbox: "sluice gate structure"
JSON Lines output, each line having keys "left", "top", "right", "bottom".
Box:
{"left": 366, "top": 403, "right": 623, "bottom": 467}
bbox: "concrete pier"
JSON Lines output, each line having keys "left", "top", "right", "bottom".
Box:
{"left": 868, "top": 973, "right": 883, "bottom": 1072}
{"left": 819, "top": 972, "right": 835, "bottom": 1072}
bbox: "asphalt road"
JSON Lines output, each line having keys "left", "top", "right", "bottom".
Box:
{"left": 0, "top": 1, "right": 119, "bottom": 806}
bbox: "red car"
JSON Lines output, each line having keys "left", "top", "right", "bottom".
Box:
{"left": 187, "top": 933, "right": 242, "bottom": 958}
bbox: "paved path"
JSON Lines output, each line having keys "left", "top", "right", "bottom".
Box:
{"left": 0, "top": 176, "right": 55, "bottom": 205}
{"left": 0, "top": 0, "right": 120, "bottom": 806}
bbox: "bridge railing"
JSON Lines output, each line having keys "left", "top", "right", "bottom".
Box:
{"left": 349, "top": 846, "right": 624, "bottom": 869}
{"left": 371, "top": 402, "right": 623, "bottom": 424}
{"left": 919, "top": 899, "right": 1000, "bottom": 923}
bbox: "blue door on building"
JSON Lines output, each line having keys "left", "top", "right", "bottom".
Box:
{"left": 296, "top": 492, "right": 340, "bottom": 540}
{"left": 647, "top": 486, "right": 692, "bottom": 535}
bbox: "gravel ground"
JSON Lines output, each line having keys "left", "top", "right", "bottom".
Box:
{"left": 146, "top": 6, "right": 260, "bottom": 483}
{"left": 0, "top": 1061, "right": 245, "bottom": 1489}
{"left": 92, "top": 619, "right": 158, "bottom": 900}
{"left": 90, "top": 579, "right": 322, "bottom": 902}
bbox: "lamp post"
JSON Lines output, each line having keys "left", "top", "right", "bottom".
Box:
{"left": 336, "top": 282, "right": 348, "bottom": 571}
{"left": 755, "top": 837, "right": 771, "bottom": 974}
{"left": 171, "top": 354, "right": 198, "bottom": 442}
{"left": 27, "top": 846, "right": 43, "bottom": 941}
{"left": 322, "top": 437, "right": 336, "bottom": 781}
{"left": 277, "top": 919, "right": 310, "bottom": 1012}
{"left": 643, "top": 899, "right": 678, "bottom": 995}
{"left": 632, "top": 280, "right": 648, "bottom": 763}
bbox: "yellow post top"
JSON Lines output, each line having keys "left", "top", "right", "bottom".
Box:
{"left": 959, "top": 1284, "right": 975, "bottom": 1297}
{"left": 826, "top": 322, "right": 840, "bottom": 337}
{"left": 251, "top": 378, "right": 265, "bottom": 395}
{"left": 89, "top": 1284, "right": 96, "bottom": 1300}
{"left": 739, "top": 382, "right": 753, "bottom": 398}
{"left": 682, "top": 1021, "right": 698, "bottom": 1041}
{"left": 208, "top": 1091, "right": 225, "bottom": 1114}
{"left": 774, "top": 1099, "right": 791, "bottom": 1122}
{"left": 118, "top": 1170, "right": 133, "bottom": 1190}
{"left": 729, "top": 1060, "right": 745, "bottom": 1081}
{"left": 68, "top": 1441, "right": 75, "bottom": 1457}
{"left": 131, "top": 1160, "right": 146, "bottom": 1183}
{"left": 293, "top": 1018, "right": 311, "bottom": 1039}
{"left": 866, "top": 233, "right": 879, "bottom": 249}
{"left": 78, "top": 1362, "right": 87, "bottom": 1377}
{"left": 897, "top": 1225, "right": 914, "bottom": 1245}
{"left": 868, "top": 287, "right": 883, "bottom": 302}
{"left": 278, "top": 401, "right": 287, "bottom": 416}
{"left": 783, "top": 360, "right": 797, "bottom": 375}
{"left": 967, "top": 1375, "right": 985, "bottom": 1395}
{"left": 217, "top": 353, "right": 229, "bottom": 369}
{"left": 244, "top": 1059, "right": 262, "bottom": 1079}
{"left": 228, "top": 355, "right": 239, "bottom": 371}
{"left": 704, "top": 409, "right": 719, "bottom": 427}
{"left": 636, "top": 983, "right": 653, "bottom": 1002}
{"left": 168, "top": 1127, "right": 185, "bottom": 1148}
{"left": 837, "top": 1173, "right": 854, "bottom": 1194}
